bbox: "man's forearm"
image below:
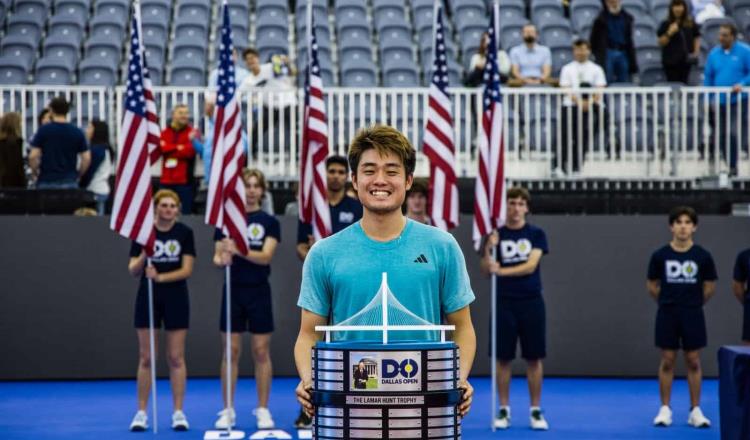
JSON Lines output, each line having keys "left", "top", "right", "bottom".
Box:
{"left": 453, "top": 324, "right": 476, "bottom": 382}
{"left": 294, "top": 333, "right": 318, "bottom": 382}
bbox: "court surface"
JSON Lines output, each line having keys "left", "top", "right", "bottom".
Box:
{"left": 0, "top": 377, "right": 720, "bottom": 439}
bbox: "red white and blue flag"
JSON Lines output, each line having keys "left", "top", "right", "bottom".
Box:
{"left": 299, "top": 4, "right": 332, "bottom": 240}
{"left": 473, "top": 4, "right": 507, "bottom": 249}
{"left": 110, "top": 5, "right": 157, "bottom": 253}
{"left": 423, "top": 3, "right": 458, "bottom": 231}
{"left": 205, "top": 1, "right": 249, "bottom": 255}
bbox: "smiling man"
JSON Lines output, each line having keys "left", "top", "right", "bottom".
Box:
{"left": 293, "top": 124, "right": 476, "bottom": 419}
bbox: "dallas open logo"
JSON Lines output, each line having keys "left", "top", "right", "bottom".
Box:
{"left": 381, "top": 358, "right": 419, "bottom": 385}
{"left": 152, "top": 239, "right": 181, "bottom": 263}
{"left": 665, "top": 260, "right": 699, "bottom": 284}
{"left": 501, "top": 239, "right": 532, "bottom": 264}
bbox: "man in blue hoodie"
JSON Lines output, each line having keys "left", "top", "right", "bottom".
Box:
{"left": 704, "top": 23, "right": 750, "bottom": 176}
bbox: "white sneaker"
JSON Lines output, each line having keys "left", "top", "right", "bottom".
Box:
{"left": 254, "top": 407, "right": 275, "bottom": 430}
{"left": 687, "top": 406, "right": 711, "bottom": 428}
{"left": 530, "top": 407, "right": 549, "bottom": 430}
{"left": 653, "top": 405, "right": 672, "bottom": 427}
{"left": 171, "top": 410, "right": 189, "bottom": 431}
{"left": 214, "top": 408, "right": 236, "bottom": 429}
{"left": 493, "top": 406, "right": 511, "bottom": 429}
{"left": 129, "top": 410, "right": 148, "bottom": 431}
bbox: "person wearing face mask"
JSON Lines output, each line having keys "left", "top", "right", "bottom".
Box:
{"left": 589, "top": 0, "right": 638, "bottom": 83}
{"left": 127, "top": 190, "right": 196, "bottom": 432}
{"left": 658, "top": 0, "right": 701, "bottom": 84}
{"left": 508, "top": 24, "right": 552, "bottom": 87}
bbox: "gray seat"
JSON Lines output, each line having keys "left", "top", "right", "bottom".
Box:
{"left": 35, "top": 56, "right": 74, "bottom": 85}
{"left": 84, "top": 34, "right": 122, "bottom": 62}
{"left": 340, "top": 45, "right": 373, "bottom": 65}
{"left": 373, "top": 1, "right": 406, "bottom": 28}
{"left": 640, "top": 63, "right": 667, "bottom": 86}
{"left": 169, "top": 57, "right": 205, "bottom": 86}
{"left": 257, "top": 0, "right": 288, "bottom": 16}
{"left": 78, "top": 55, "right": 117, "bottom": 86}
{"left": 48, "top": 12, "right": 86, "bottom": 40}
{"left": 335, "top": 0, "right": 367, "bottom": 22}
{"left": 633, "top": 21, "right": 657, "bottom": 42}
{"left": 499, "top": 1, "right": 526, "bottom": 21}
{"left": 383, "top": 59, "right": 419, "bottom": 87}
{"left": 540, "top": 22, "right": 574, "bottom": 47}
{"left": 337, "top": 22, "right": 371, "bottom": 42}
{"left": 174, "top": 15, "right": 209, "bottom": 40}
{"left": 12, "top": 1, "right": 48, "bottom": 20}
{"left": 141, "top": 1, "right": 170, "bottom": 26}
{"left": 460, "top": 27, "right": 486, "bottom": 56}
{"left": 176, "top": 0, "right": 211, "bottom": 19}
{"left": 636, "top": 45, "right": 661, "bottom": 67}
{"left": 43, "top": 34, "right": 80, "bottom": 63}
{"left": 1, "top": 34, "right": 37, "bottom": 61}
{"left": 7, "top": 10, "right": 46, "bottom": 42}
{"left": 378, "top": 22, "right": 412, "bottom": 42}
{"left": 341, "top": 59, "right": 377, "bottom": 87}
{"left": 256, "top": 20, "right": 289, "bottom": 43}
{"left": 500, "top": 26, "right": 524, "bottom": 51}
{"left": 95, "top": 0, "right": 128, "bottom": 16}
{"left": 257, "top": 35, "right": 289, "bottom": 61}
{"left": 144, "top": 44, "right": 166, "bottom": 66}
{"left": 551, "top": 46, "right": 573, "bottom": 76}
{"left": 142, "top": 23, "right": 169, "bottom": 43}
{"left": 455, "top": 6, "right": 487, "bottom": 31}
{"left": 171, "top": 37, "right": 207, "bottom": 64}
{"left": 570, "top": 0, "right": 600, "bottom": 34}
{"left": 621, "top": 0, "right": 648, "bottom": 16}
{"left": 0, "top": 55, "right": 30, "bottom": 84}
{"left": 90, "top": 13, "right": 127, "bottom": 40}
{"left": 532, "top": 0, "right": 565, "bottom": 24}
{"left": 380, "top": 44, "right": 412, "bottom": 66}
{"left": 51, "top": 0, "right": 88, "bottom": 20}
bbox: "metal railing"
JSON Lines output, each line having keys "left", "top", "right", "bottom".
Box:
{"left": 2, "top": 85, "right": 747, "bottom": 181}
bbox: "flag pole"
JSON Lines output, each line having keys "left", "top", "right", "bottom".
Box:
{"left": 490, "top": 1, "right": 500, "bottom": 430}
{"left": 225, "top": 264, "right": 232, "bottom": 434}
{"left": 146, "top": 258, "right": 158, "bottom": 434}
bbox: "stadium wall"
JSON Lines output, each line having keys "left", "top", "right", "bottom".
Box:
{"left": 0, "top": 215, "right": 746, "bottom": 380}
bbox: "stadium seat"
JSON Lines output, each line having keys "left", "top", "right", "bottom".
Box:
{"left": 340, "top": 45, "right": 372, "bottom": 66}
{"left": 633, "top": 20, "right": 657, "bottom": 42}
{"left": 144, "top": 44, "right": 166, "bottom": 66}
{"left": 335, "top": 0, "right": 367, "bottom": 22}
{"left": 532, "top": 0, "right": 566, "bottom": 25}
{"left": 141, "top": 1, "right": 170, "bottom": 26}
{"left": 460, "top": 27, "right": 486, "bottom": 56}
{"left": 257, "top": 35, "right": 289, "bottom": 61}
{"left": 169, "top": 57, "right": 205, "bottom": 86}
{"left": 0, "top": 55, "right": 30, "bottom": 84}
{"left": 0, "top": 34, "right": 37, "bottom": 61}
{"left": 257, "top": 0, "right": 288, "bottom": 16}
{"left": 383, "top": 58, "right": 419, "bottom": 87}
{"left": 341, "top": 59, "right": 378, "bottom": 87}
{"left": 621, "top": 0, "right": 649, "bottom": 16}
{"left": 6, "top": 9, "right": 46, "bottom": 42}
{"left": 171, "top": 37, "right": 207, "bottom": 65}
{"left": 48, "top": 12, "right": 86, "bottom": 40}
{"left": 142, "top": 23, "right": 169, "bottom": 44}
{"left": 94, "top": 0, "right": 128, "bottom": 16}
{"left": 337, "top": 21, "right": 371, "bottom": 43}
{"left": 636, "top": 45, "right": 662, "bottom": 67}
{"left": 499, "top": 0, "right": 526, "bottom": 20}
{"left": 176, "top": 0, "right": 210, "bottom": 19}
{"left": 257, "top": 15, "right": 290, "bottom": 42}
{"left": 373, "top": 0, "right": 406, "bottom": 28}
{"left": 570, "top": 0, "right": 600, "bottom": 34}
{"left": 174, "top": 15, "right": 210, "bottom": 40}
{"left": 378, "top": 22, "right": 412, "bottom": 42}
{"left": 53, "top": 0, "right": 88, "bottom": 19}
{"left": 455, "top": 5, "right": 487, "bottom": 31}
{"left": 84, "top": 34, "right": 122, "bottom": 62}
{"left": 640, "top": 63, "right": 667, "bottom": 86}
{"left": 380, "top": 43, "right": 412, "bottom": 66}
{"left": 551, "top": 46, "right": 573, "bottom": 76}
{"left": 43, "top": 34, "right": 80, "bottom": 63}
{"left": 500, "top": 24, "right": 525, "bottom": 50}
{"left": 78, "top": 55, "right": 117, "bottom": 86}
{"left": 539, "top": 19, "right": 574, "bottom": 47}
{"left": 34, "top": 56, "right": 75, "bottom": 85}
{"left": 90, "top": 14, "right": 127, "bottom": 40}
{"left": 14, "top": 0, "right": 49, "bottom": 17}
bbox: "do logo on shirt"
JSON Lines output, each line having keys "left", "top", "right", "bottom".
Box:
{"left": 339, "top": 211, "right": 355, "bottom": 224}
{"left": 501, "top": 239, "right": 532, "bottom": 263}
{"left": 665, "top": 260, "right": 699, "bottom": 284}
{"left": 153, "top": 239, "right": 181, "bottom": 262}
{"left": 247, "top": 222, "right": 266, "bottom": 245}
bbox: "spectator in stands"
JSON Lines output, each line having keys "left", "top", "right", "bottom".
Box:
{"left": 28, "top": 97, "right": 90, "bottom": 189}
{"left": 466, "top": 31, "right": 512, "bottom": 86}
{"left": 508, "top": 24, "right": 553, "bottom": 87}
{"left": 557, "top": 39, "right": 607, "bottom": 176}
{"left": 159, "top": 104, "right": 200, "bottom": 214}
{"left": 590, "top": 0, "right": 638, "bottom": 83}
{"left": 0, "top": 112, "right": 25, "bottom": 188}
{"left": 207, "top": 48, "right": 250, "bottom": 89}
{"left": 79, "top": 120, "right": 113, "bottom": 215}
{"left": 38, "top": 108, "right": 51, "bottom": 126}
{"left": 240, "top": 48, "right": 297, "bottom": 156}
{"left": 404, "top": 178, "right": 431, "bottom": 225}
{"left": 704, "top": 23, "right": 750, "bottom": 176}
{"left": 691, "top": 0, "right": 724, "bottom": 24}
{"left": 658, "top": 0, "right": 701, "bottom": 84}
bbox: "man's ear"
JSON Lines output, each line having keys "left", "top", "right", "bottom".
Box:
{"left": 405, "top": 174, "right": 414, "bottom": 191}
{"left": 351, "top": 172, "right": 358, "bottom": 191}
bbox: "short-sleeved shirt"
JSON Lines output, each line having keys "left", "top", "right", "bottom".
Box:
{"left": 298, "top": 219, "right": 475, "bottom": 341}
{"left": 509, "top": 44, "right": 552, "bottom": 79}
{"left": 214, "top": 210, "right": 281, "bottom": 285}
{"left": 657, "top": 21, "right": 700, "bottom": 67}
{"left": 559, "top": 60, "right": 608, "bottom": 106}
{"left": 734, "top": 248, "right": 750, "bottom": 298}
{"left": 130, "top": 222, "right": 196, "bottom": 295}
{"left": 297, "top": 196, "right": 363, "bottom": 243}
{"left": 647, "top": 244, "right": 717, "bottom": 307}
{"left": 495, "top": 223, "right": 549, "bottom": 298}
{"left": 30, "top": 122, "right": 88, "bottom": 183}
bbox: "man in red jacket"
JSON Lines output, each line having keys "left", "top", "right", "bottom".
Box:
{"left": 159, "top": 104, "right": 199, "bottom": 214}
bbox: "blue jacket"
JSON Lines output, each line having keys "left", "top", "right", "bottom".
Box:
{"left": 704, "top": 41, "right": 750, "bottom": 104}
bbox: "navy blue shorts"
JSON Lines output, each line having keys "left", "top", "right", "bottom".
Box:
{"left": 494, "top": 296, "right": 546, "bottom": 361}
{"left": 134, "top": 288, "right": 190, "bottom": 330}
{"left": 655, "top": 305, "right": 706, "bottom": 351}
{"left": 220, "top": 283, "right": 274, "bottom": 334}
{"left": 743, "top": 301, "right": 750, "bottom": 342}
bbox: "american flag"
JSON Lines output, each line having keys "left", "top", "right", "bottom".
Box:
{"left": 422, "top": 3, "right": 457, "bottom": 231}
{"left": 205, "top": 1, "right": 249, "bottom": 256}
{"left": 299, "top": 4, "right": 332, "bottom": 240}
{"left": 472, "top": 3, "right": 506, "bottom": 250}
{"left": 110, "top": 8, "right": 156, "bottom": 253}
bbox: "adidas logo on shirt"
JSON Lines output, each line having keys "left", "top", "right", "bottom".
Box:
{"left": 414, "top": 254, "right": 428, "bottom": 264}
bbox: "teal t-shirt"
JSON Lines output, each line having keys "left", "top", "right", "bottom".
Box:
{"left": 297, "top": 219, "right": 475, "bottom": 341}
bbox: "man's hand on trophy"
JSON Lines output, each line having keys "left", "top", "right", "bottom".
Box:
{"left": 296, "top": 379, "right": 315, "bottom": 417}
{"left": 457, "top": 380, "right": 474, "bottom": 417}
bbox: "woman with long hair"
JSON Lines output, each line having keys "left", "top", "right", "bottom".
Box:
{"left": 127, "top": 189, "right": 195, "bottom": 432}
{"left": 0, "top": 112, "right": 25, "bottom": 188}
{"left": 658, "top": 0, "right": 701, "bottom": 83}
{"left": 80, "top": 119, "right": 113, "bottom": 214}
